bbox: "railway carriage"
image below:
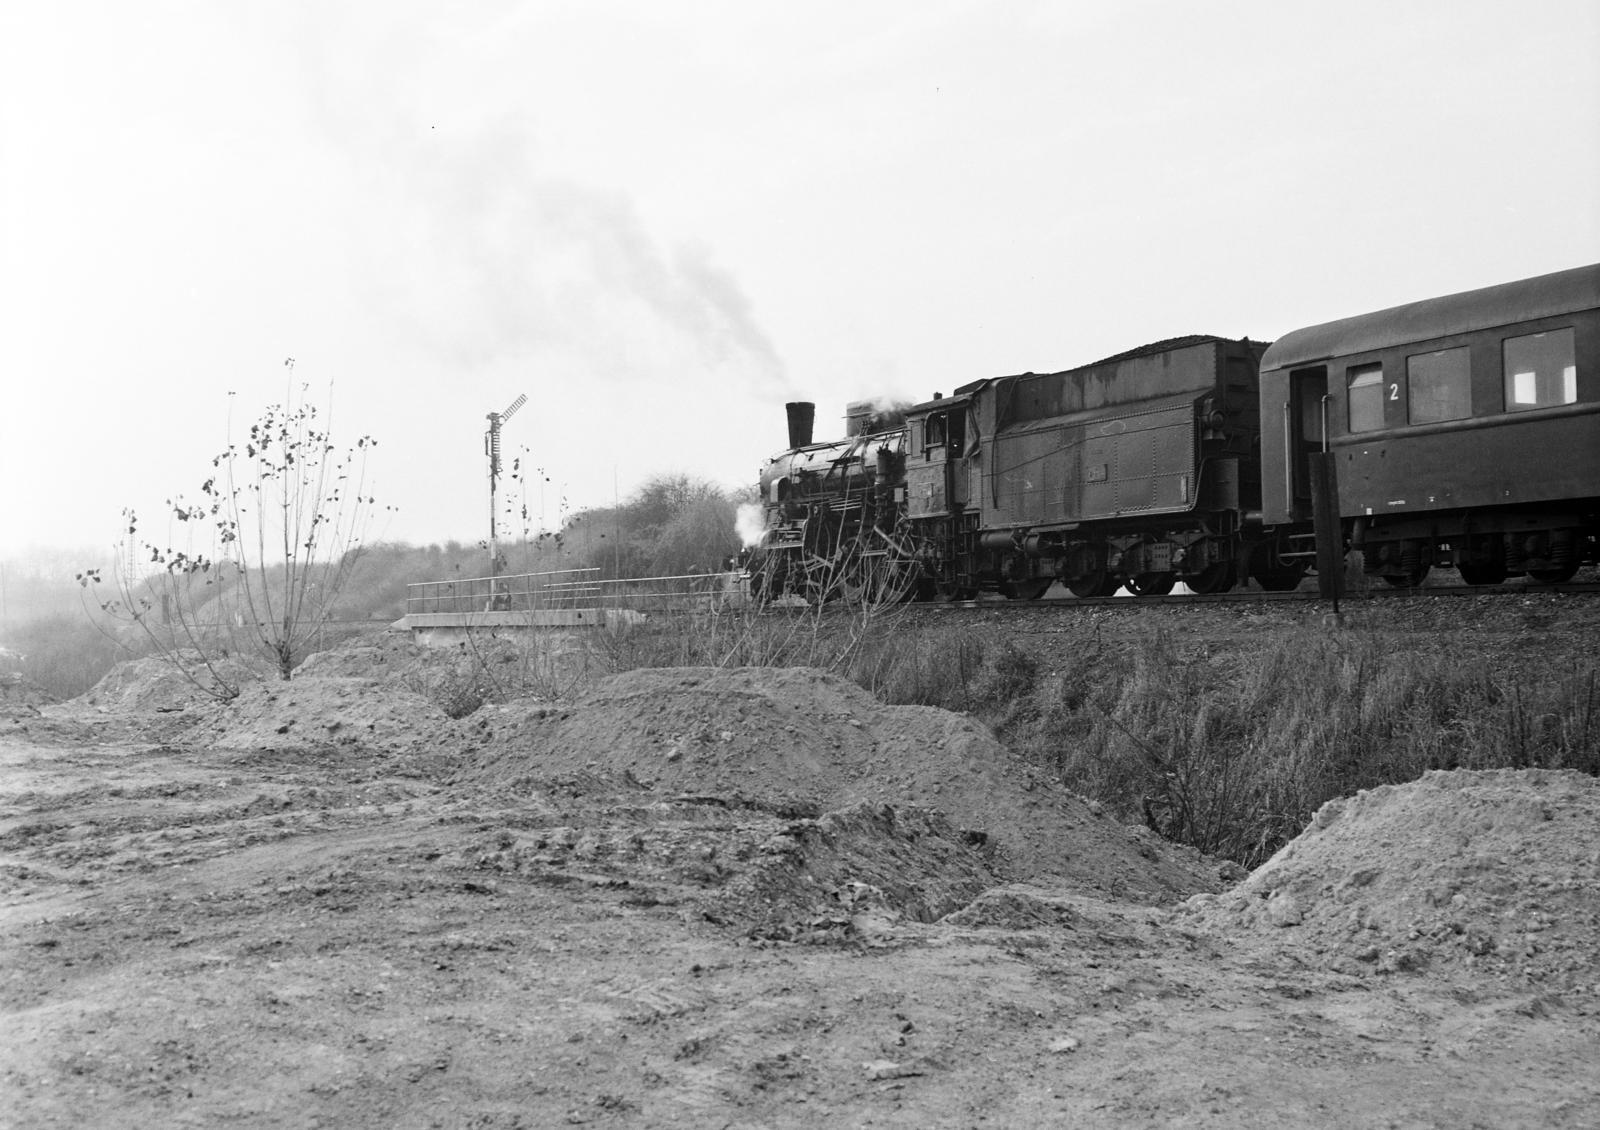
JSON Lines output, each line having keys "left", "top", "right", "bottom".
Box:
{"left": 1258, "top": 263, "right": 1600, "bottom": 586}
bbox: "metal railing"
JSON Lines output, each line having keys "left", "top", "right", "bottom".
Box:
{"left": 405, "top": 567, "right": 601, "bottom": 615}
{"left": 405, "top": 567, "right": 748, "bottom": 617}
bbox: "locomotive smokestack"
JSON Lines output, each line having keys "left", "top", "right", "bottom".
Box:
{"left": 785, "top": 401, "right": 815, "bottom": 448}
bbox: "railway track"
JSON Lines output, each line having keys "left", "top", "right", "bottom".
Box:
{"left": 913, "top": 579, "right": 1600, "bottom": 613}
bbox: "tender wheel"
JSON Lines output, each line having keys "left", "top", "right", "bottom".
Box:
{"left": 1457, "top": 564, "right": 1508, "bottom": 586}
{"left": 1181, "top": 562, "right": 1235, "bottom": 595}
{"left": 1124, "top": 573, "right": 1176, "bottom": 597}
{"left": 1003, "top": 579, "right": 1054, "bottom": 601}
{"left": 1067, "top": 570, "right": 1120, "bottom": 598}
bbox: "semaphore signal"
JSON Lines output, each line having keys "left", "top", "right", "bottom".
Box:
{"left": 485, "top": 393, "right": 527, "bottom": 576}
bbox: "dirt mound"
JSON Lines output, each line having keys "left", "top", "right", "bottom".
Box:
{"left": 464, "top": 798, "right": 999, "bottom": 943}
{"left": 458, "top": 665, "right": 1222, "bottom": 903}
{"left": 725, "top": 802, "right": 998, "bottom": 939}
{"left": 297, "top": 630, "right": 600, "bottom": 718}
{"left": 1194, "top": 769, "right": 1600, "bottom": 987}
{"left": 78, "top": 653, "right": 263, "bottom": 711}
{"left": 293, "top": 631, "right": 445, "bottom": 679}
{"left": 940, "top": 885, "right": 1086, "bottom": 930}
{"left": 186, "top": 675, "right": 450, "bottom": 751}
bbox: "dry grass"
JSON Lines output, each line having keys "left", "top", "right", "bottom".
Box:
{"left": 585, "top": 609, "right": 1599, "bottom": 867}
{"left": 394, "top": 595, "right": 1600, "bottom": 869}
{"left": 996, "top": 629, "right": 1600, "bottom": 866}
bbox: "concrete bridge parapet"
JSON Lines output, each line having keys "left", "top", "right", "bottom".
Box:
{"left": 398, "top": 608, "right": 645, "bottom": 647}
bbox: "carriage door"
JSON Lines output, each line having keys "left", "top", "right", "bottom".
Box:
{"left": 1288, "top": 367, "right": 1327, "bottom": 517}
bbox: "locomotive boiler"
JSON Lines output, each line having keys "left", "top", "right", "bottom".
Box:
{"left": 746, "top": 399, "right": 916, "bottom": 603}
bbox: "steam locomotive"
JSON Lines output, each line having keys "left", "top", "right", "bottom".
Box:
{"left": 748, "top": 262, "right": 1600, "bottom": 602}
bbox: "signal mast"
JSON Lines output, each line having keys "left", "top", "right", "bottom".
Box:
{"left": 485, "top": 393, "right": 527, "bottom": 576}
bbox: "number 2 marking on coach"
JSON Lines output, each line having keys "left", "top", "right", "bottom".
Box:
{"left": 1389, "top": 383, "right": 1399, "bottom": 401}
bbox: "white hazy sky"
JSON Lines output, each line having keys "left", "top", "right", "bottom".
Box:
{"left": 3, "top": 0, "right": 1598, "bottom": 559}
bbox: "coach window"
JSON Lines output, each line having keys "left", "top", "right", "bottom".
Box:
{"left": 1347, "top": 364, "right": 1385, "bottom": 433}
{"left": 1407, "top": 347, "right": 1471, "bottom": 423}
{"left": 1504, "top": 328, "right": 1577, "bottom": 411}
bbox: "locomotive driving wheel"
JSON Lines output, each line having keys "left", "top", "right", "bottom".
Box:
{"left": 858, "top": 520, "right": 922, "bottom": 606}
{"left": 837, "top": 552, "right": 872, "bottom": 604}
{"left": 798, "top": 554, "right": 845, "bottom": 604}
{"left": 873, "top": 555, "right": 921, "bottom": 604}
{"left": 924, "top": 559, "right": 976, "bottom": 601}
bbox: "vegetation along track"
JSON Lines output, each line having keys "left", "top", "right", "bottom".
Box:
{"left": 984, "top": 578, "right": 1600, "bottom": 610}
{"left": 761, "top": 576, "right": 1600, "bottom": 620}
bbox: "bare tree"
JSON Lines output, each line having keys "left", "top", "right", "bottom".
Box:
{"left": 80, "top": 383, "right": 384, "bottom": 699}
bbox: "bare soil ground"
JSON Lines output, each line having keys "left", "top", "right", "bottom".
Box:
{"left": 3, "top": 595, "right": 1599, "bottom": 1128}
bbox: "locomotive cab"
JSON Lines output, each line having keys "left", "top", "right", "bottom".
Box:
{"left": 903, "top": 391, "right": 981, "bottom": 599}
{"left": 905, "top": 394, "right": 970, "bottom": 515}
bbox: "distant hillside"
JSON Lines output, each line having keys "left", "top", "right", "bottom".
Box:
{"left": 0, "top": 475, "right": 749, "bottom": 698}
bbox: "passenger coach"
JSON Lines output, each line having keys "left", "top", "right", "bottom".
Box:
{"left": 1259, "top": 264, "right": 1600, "bottom": 586}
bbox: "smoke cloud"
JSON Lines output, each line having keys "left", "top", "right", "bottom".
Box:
{"left": 735, "top": 501, "right": 766, "bottom": 548}
{"left": 307, "top": 80, "right": 790, "bottom": 392}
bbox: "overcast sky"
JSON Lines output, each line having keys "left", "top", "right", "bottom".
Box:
{"left": 3, "top": 0, "right": 1597, "bottom": 561}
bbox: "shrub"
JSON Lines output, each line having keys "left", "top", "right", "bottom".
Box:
{"left": 83, "top": 384, "right": 384, "bottom": 698}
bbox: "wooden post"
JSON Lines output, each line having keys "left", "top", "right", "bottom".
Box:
{"left": 1308, "top": 452, "right": 1343, "bottom": 610}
